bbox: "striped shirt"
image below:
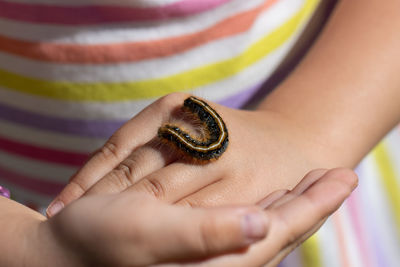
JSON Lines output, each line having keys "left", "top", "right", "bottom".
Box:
{"left": 0, "top": 0, "right": 399, "bottom": 266}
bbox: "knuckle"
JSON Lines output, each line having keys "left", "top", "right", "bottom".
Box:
{"left": 116, "top": 162, "right": 134, "bottom": 183}
{"left": 140, "top": 178, "right": 165, "bottom": 199}
{"left": 107, "top": 168, "right": 134, "bottom": 190}
{"left": 274, "top": 212, "right": 297, "bottom": 247}
{"left": 274, "top": 212, "right": 298, "bottom": 246}
{"left": 66, "top": 180, "right": 87, "bottom": 197}
{"left": 178, "top": 198, "right": 200, "bottom": 208}
{"left": 157, "top": 92, "right": 189, "bottom": 110}
{"left": 115, "top": 157, "right": 141, "bottom": 184}
{"left": 197, "top": 219, "right": 219, "bottom": 255}
{"left": 99, "top": 140, "right": 121, "bottom": 162}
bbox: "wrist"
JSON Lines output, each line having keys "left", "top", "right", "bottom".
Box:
{"left": 0, "top": 198, "right": 49, "bottom": 267}
{"left": 252, "top": 107, "right": 350, "bottom": 171}
{"left": 12, "top": 216, "right": 82, "bottom": 267}
{"left": 256, "top": 102, "right": 363, "bottom": 168}
{"left": 0, "top": 197, "right": 83, "bottom": 267}
{"left": 35, "top": 219, "right": 86, "bottom": 267}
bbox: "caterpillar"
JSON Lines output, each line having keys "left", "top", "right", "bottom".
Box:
{"left": 158, "top": 96, "right": 229, "bottom": 161}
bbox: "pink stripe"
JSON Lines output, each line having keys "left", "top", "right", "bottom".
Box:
{"left": 0, "top": 135, "right": 89, "bottom": 167}
{"left": 0, "top": 165, "right": 64, "bottom": 196}
{"left": 0, "top": 0, "right": 231, "bottom": 25}
{"left": 347, "top": 188, "right": 374, "bottom": 267}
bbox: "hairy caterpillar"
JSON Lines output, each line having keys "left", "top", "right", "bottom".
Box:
{"left": 158, "top": 96, "right": 229, "bottom": 161}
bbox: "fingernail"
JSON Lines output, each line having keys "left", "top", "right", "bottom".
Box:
{"left": 47, "top": 200, "right": 64, "bottom": 217}
{"left": 241, "top": 211, "right": 267, "bottom": 242}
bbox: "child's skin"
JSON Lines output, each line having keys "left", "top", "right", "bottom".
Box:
{"left": 0, "top": 169, "right": 357, "bottom": 266}
{"left": 52, "top": 0, "right": 400, "bottom": 209}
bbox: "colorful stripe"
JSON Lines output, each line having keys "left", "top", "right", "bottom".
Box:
{"left": 362, "top": 152, "right": 400, "bottom": 265}
{"left": 0, "top": 119, "right": 106, "bottom": 153}
{"left": 0, "top": 149, "right": 76, "bottom": 182}
{"left": 0, "top": 102, "right": 125, "bottom": 138}
{"left": 0, "top": 135, "right": 89, "bottom": 166}
{"left": 0, "top": 0, "right": 277, "bottom": 64}
{"left": 217, "top": 81, "right": 263, "bottom": 108}
{"left": 0, "top": 164, "right": 64, "bottom": 195}
{"left": 0, "top": 81, "right": 264, "bottom": 170}
{"left": 332, "top": 212, "right": 351, "bottom": 267}
{"left": 0, "top": 180, "right": 53, "bottom": 206}
{"left": 0, "top": 0, "right": 265, "bottom": 44}
{"left": 373, "top": 141, "right": 400, "bottom": 238}
{"left": 300, "top": 233, "right": 322, "bottom": 267}
{"left": 354, "top": 165, "right": 390, "bottom": 267}
{"left": 0, "top": 41, "right": 292, "bottom": 121}
{"left": 0, "top": 79, "right": 266, "bottom": 138}
{"left": 0, "top": 0, "right": 318, "bottom": 101}
{"left": 347, "top": 187, "right": 374, "bottom": 267}
{"left": 0, "top": 0, "right": 231, "bottom": 25}
{"left": 7, "top": 0, "right": 187, "bottom": 8}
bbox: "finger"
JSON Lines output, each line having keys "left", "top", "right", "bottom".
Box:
{"left": 124, "top": 161, "right": 224, "bottom": 203}
{"left": 267, "top": 168, "right": 329, "bottom": 209}
{"left": 47, "top": 93, "right": 188, "bottom": 216}
{"left": 145, "top": 204, "right": 269, "bottom": 265}
{"left": 257, "top": 189, "right": 289, "bottom": 209}
{"left": 177, "top": 166, "right": 326, "bottom": 209}
{"left": 176, "top": 174, "right": 267, "bottom": 207}
{"left": 84, "top": 142, "right": 177, "bottom": 196}
{"left": 260, "top": 168, "right": 358, "bottom": 263}
{"left": 198, "top": 168, "right": 358, "bottom": 267}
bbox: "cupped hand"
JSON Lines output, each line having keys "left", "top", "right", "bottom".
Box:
{"left": 48, "top": 92, "right": 335, "bottom": 216}
{"left": 197, "top": 168, "right": 358, "bottom": 267}
{"left": 46, "top": 193, "right": 267, "bottom": 267}
{"left": 40, "top": 168, "right": 357, "bottom": 267}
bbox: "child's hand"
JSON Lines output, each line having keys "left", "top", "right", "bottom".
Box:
{"left": 5, "top": 168, "right": 355, "bottom": 267}
{"left": 192, "top": 168, "right": 358, "bottom": 266}
{"left": 46, "top": 193, "right": 269, "bottom": 267}
{"left": 48, "top": 93, "right": 331, "bottom": 215}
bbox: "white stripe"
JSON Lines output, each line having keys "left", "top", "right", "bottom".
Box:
{"left": 318, "top": 218, "right": 342, "bottom": 267}
{"left": 0, "top": 150, "right": 76, "bottom": 183}
{"left": 0, "top": 119, "right": 106, "bottom": 153}
{"left": 0, "top": 0, "right": 266, "bottom": 44}
{"left": 5, "top": 0, "right": 183, "bottom": 7}
{"left": 0, "top": 179, "right": 53, "bottom": 208}
{"left": 0, "top": 0, "right": 302, "bottom": 82}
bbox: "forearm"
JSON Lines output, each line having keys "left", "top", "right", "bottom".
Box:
{"left": 0, "top": 197, "right": 43, "bottom": 266}
{"left": 259, "top": 0, "right": 400, "bottom": 167}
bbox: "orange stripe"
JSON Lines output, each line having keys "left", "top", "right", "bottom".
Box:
{"left": 0, "top": 0, "right": 278, "bottom": 64}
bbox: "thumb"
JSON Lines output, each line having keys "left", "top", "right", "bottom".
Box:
{"left": 145, "top": 205, "right": 269, "bottom": 264}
